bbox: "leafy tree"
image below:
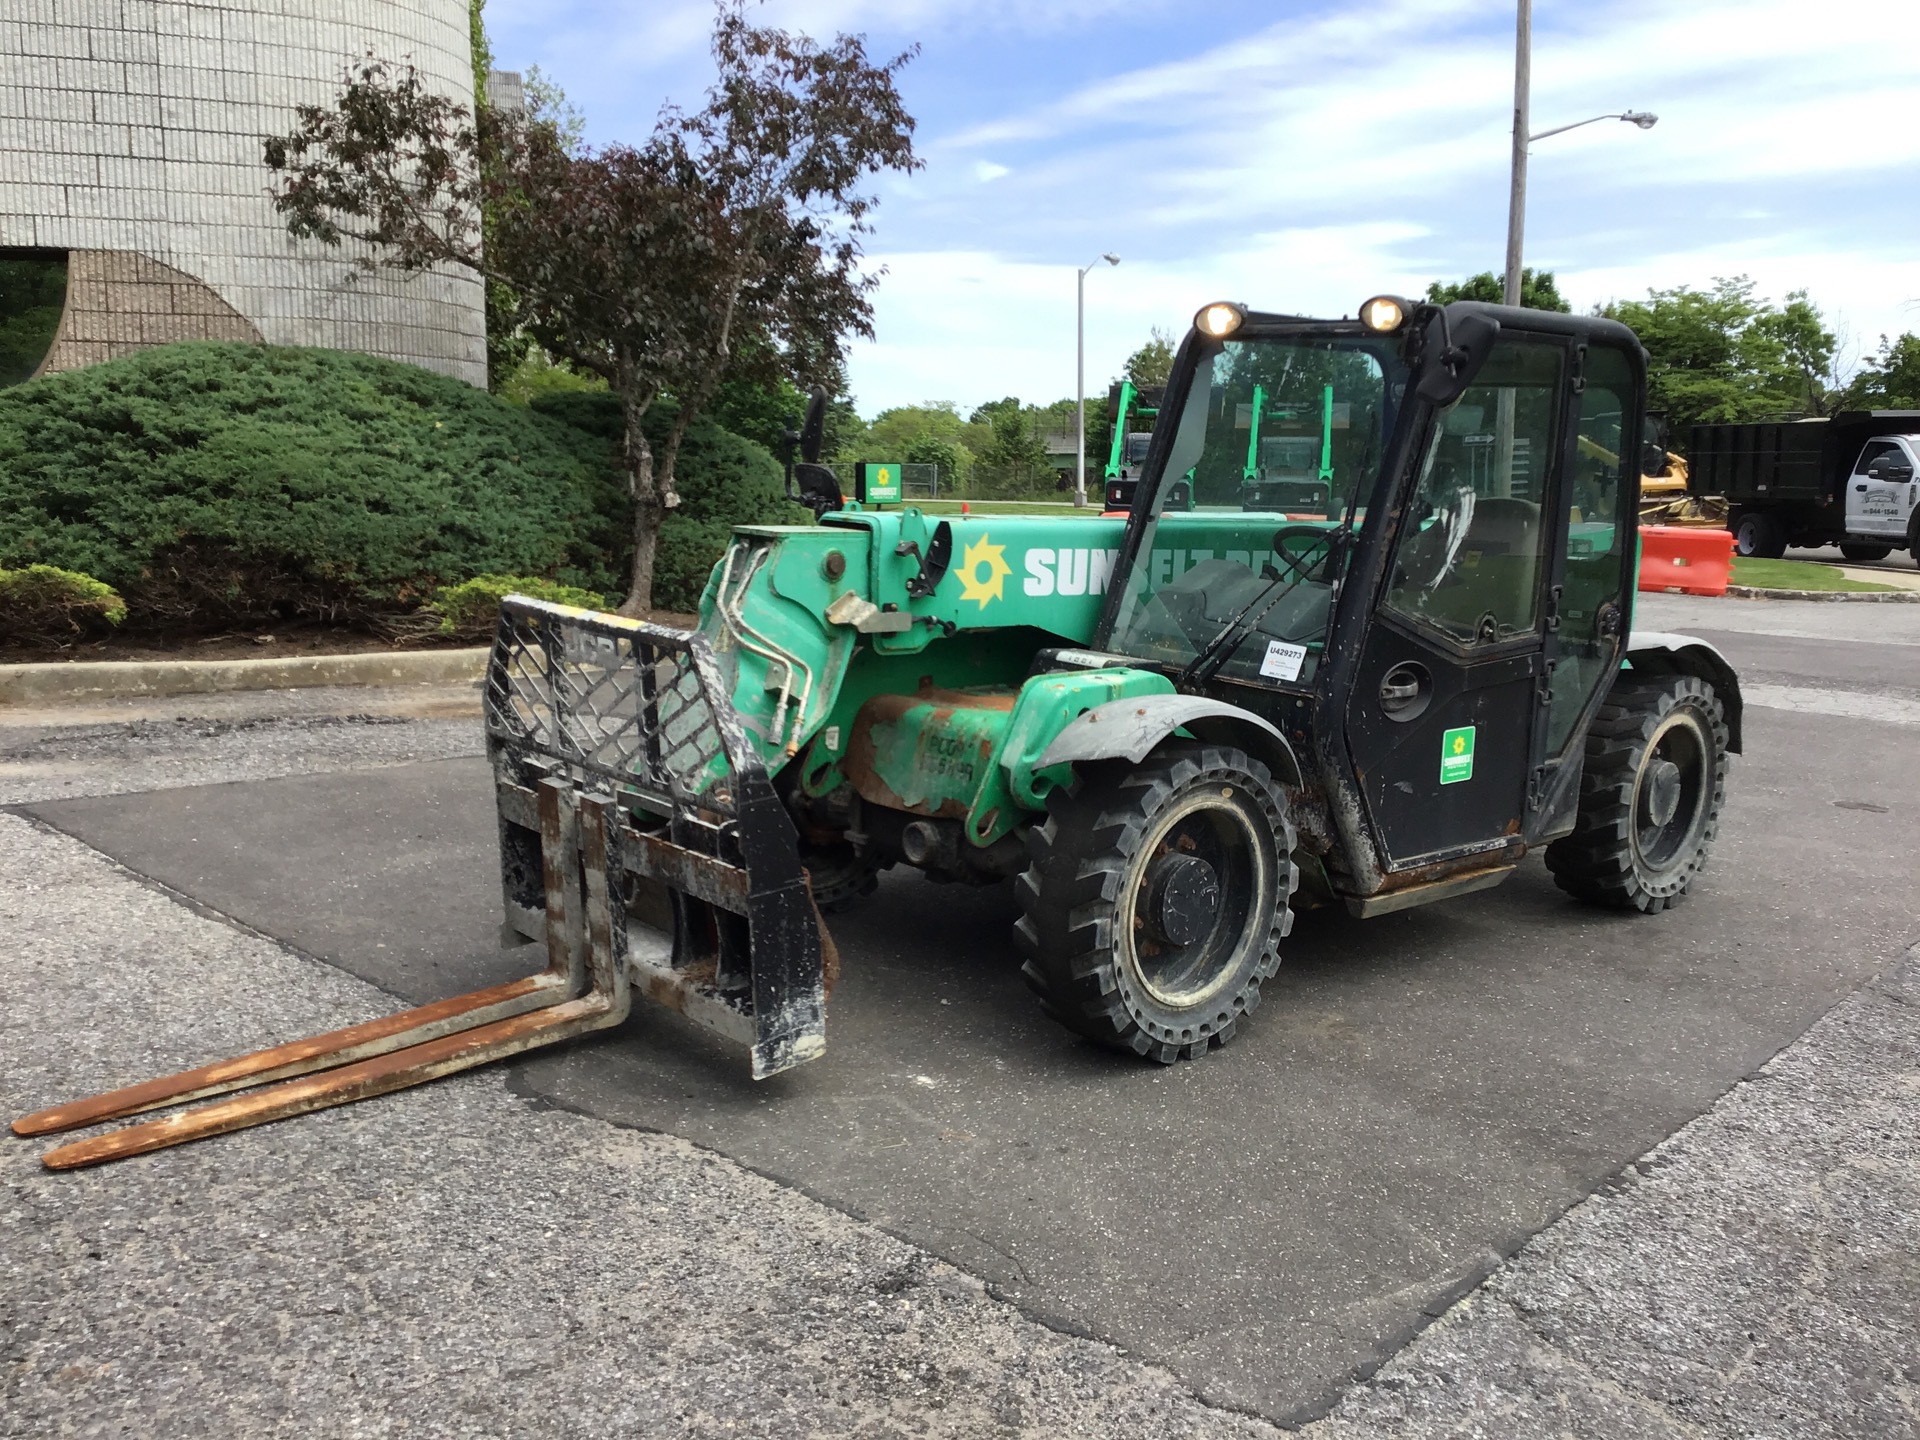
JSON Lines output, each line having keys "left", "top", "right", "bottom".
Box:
{"left": 707, "top": 357, "right": 860, "bottom": 462}
{"left": 1124, "top": 327, "right": 1176, "bottom": 389}
{"left": 903, "top": 435, "right": 966, "bottom": 487}
{"left": 966, "top": 396, "right": 1052, "bottom": 496}
{"left": 1425, "top": 268, "right": 1571, "bottom": 312}
{"left": 262, "top": 1, "right": 920, "bottom": 613}
{"left": 1601, "top": 277, "right": 1836, "bottom": 436}
{"left": 864, "top": 400, "right": 967, "bottom": 453}
{"left": 1843, "top": 332, "right": 1920, "bottom": 409}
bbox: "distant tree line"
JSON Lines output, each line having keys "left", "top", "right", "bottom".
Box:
{"left": 1429, "top": 269, "right": 1920, "bottom": 444}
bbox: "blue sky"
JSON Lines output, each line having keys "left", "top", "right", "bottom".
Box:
{"left": 485, "top": 0, "right": 1920, "bottom": 417}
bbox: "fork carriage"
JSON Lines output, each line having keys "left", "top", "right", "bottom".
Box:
{"left": 12, "top": 599, "right": 826, "bottom": 1169}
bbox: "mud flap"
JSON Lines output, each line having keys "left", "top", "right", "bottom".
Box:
{"left": 486, "top": 597, "right": 827, "bottom": 1078}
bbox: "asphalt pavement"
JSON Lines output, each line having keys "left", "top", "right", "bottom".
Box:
{"left": 3, "top": 593, "right": 1916, "bottom": 1435}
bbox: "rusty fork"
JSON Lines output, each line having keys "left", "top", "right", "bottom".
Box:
{"left": 12, "top": 781, "right": 631, "bottom": 1171}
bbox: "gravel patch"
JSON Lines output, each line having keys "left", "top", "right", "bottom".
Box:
{"left": 0, "top": 687, "right": 484, "bottom": 806}
{"left": 0, "top": 815, "right": 1278, "bottom": 1439}
{"left": 1303, "top": 950, "right": 1920, "bottom": 1440}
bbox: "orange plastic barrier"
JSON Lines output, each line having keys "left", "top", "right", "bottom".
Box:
{"left": 1638, "top": 524, "right": 1734, "bottom": 597}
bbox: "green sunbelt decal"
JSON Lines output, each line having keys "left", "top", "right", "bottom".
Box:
{"left": 1440, "top": 726, "right": 1475, "bottom": 785}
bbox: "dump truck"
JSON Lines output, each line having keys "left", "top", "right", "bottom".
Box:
{"left": 1688, "top": 411, "right": 1920, "bottom": 562}
{"left": 15, "top": 294, "right": 1742, "bottom": 1169}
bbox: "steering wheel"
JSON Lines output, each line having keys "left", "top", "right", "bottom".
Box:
{"left": 1270, "top": 524, "right": 1337, "bottom": 585}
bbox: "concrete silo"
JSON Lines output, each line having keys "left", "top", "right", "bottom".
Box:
{"left": 0, "top": 0, "right": 486, "bottom": 386}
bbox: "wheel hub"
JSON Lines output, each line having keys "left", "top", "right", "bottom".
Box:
{"left": 1143, "top": 854, "right": 1220, "bottom": 948}
{"left": 1643, "top": 758, "right": 1684, "bottom": 828}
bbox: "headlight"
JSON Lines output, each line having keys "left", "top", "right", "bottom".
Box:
{"left": 1194, "top": 301, "right": 1247, "bottom": 339}
{"left": 1359, "top": 294, "right": 1410, "bottom": 333}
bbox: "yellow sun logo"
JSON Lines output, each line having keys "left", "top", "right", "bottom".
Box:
{"left": 1452, "top": 735, "right": 1467, "bottom": 755}
{"left": 955, "top": 533, "right": 1011, "bottom": 608}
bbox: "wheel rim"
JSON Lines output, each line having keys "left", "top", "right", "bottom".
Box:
{"left": 1632, "top": 711, "right": 1711, "bottom": 874}
{"left": 1117, "top": 787, "right": 1271, "bottom": 1009}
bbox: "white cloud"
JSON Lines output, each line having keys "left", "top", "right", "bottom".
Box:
{"left": 848, "top": 222, "right": 1436, "bottom": 414}
{"left": 972, "top": 160, "right": 1011, "bottom": 183}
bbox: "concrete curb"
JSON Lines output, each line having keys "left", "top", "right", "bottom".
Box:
{"left": 0, "top": 647, "right": 490, "bottom": 707}
{"left": 1722, "top": 585, "right": 1920, "bottom": 603}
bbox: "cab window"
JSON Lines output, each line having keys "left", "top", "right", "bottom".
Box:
{"left": 1384, "top": 341, "right": 1563, "bottom": 646}
{"left": 1546, "top": 344, "right": 1636, "bottom": 754}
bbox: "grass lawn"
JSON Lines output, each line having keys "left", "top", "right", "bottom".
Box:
{"left": 1729, "top": 557, "right": 1899, "bottom": 592}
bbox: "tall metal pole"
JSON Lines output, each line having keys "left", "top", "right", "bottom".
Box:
{"left": 1076, "top": 266, "right": 1087, "bottom": 508}
{"left": 1503, "top": 0, "right": 1532, "bottom": 307}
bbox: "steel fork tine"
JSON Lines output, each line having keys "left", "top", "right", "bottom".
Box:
{"left": 37, "top": 991, "right": 628, "bottom": 1170}
{"left": 11, "top": 973, "right": 570, "bottom": 1137}
{"left": 18, "top": 789, "right": 625, "bottom": 1166}
{"left": 13, "top": 780, "right": 590, "bottom": 1140}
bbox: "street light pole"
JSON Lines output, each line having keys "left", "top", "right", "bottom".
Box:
{"left": 1503, "top": 0, "right": 1532, "bottom": 308}
{"left": 1075, "top": 253, "right": 1120, "bottom": 509}
{"left": 1502, "top": 4, "right": 1658, "bottom": 309}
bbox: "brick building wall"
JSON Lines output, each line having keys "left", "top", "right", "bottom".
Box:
{"left": 0, "top": 0, "right": 486, "bottom": 386}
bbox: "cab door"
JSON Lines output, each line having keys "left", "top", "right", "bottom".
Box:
{"left": 1847, "top": 440, "right": 1916, "bottom": 540}
{"left": 1343, "top": 337, "right": 1568, "bottom": 865}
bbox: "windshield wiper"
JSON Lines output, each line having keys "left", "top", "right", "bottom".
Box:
{"left": 1178, "top": 530, "right": 1347, "bottom": 688}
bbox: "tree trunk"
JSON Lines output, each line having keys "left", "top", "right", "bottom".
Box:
{"left": 619, "top": 400, "right": 665, "bottom": 618}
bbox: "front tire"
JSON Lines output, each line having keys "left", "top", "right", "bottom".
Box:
{"left": 1014, "top": 743, "right": 1295, "bottom": 1063}
{"left": 1545, "top": 674, "right": 1729, "bottom": 914}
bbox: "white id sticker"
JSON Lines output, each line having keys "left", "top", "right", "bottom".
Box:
{"left": 1258, "top": 640, "right": 1308, "bottom": 682}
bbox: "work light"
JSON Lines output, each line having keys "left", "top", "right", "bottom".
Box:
{"left": 1359, "top": 295, "right": 1410, "bottom": 333}
{"left": 1194, "top": 301, "right": 1246, "bottom": 339}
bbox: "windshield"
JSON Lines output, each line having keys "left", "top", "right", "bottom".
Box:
{"left": 1102, "top": 332, "right": 1402, "bottom": 687}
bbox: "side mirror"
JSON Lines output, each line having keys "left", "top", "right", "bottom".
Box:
{"left": 1414, "top": 310, "right": 1501, "bottom": 406}
{"left": 1884, "top": 463, "right": 1915, "bottom": 483}
{"left": 783, "top": 386, "right": 832, "bottom": 508}
{"left": 799, "top": 387, "right": 828, "bottom": 464}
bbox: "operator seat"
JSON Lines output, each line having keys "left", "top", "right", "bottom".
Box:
{"left": 1416, "top": 496, "right": 1542, "bottom": 640}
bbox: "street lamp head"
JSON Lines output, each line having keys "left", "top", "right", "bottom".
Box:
{"left": 1621, "top": 110, "right": 1658, "bottom": 130}
{"left": 1103, "top": 253, "right": 1121, "bottom": 266}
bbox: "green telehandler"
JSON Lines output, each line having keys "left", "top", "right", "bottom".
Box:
{"left": 16, "top": 294, "right": 1741, "bottom": 1169}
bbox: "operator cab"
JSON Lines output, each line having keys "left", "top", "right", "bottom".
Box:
{"left": 1093, "top": 296, "right": 1647, "bottom": 873}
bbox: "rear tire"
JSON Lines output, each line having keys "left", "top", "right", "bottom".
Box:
{"left": 1840, "top": 542, "right": 1893, "bottom": 563}
{"left": 1014, "top": 742, "right": 1295, "bottom": 1063}
{"left": 1545, "top": 674, "right": 1729, "bottom": 914}
{"left": 1732, "top": 510, "right": 1786, "bottom": 559}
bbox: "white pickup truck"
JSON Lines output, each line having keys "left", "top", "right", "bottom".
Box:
{"left": 1688, "top": 411, "right": 1920, "bottom": 563}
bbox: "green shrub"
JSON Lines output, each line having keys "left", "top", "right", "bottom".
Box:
{"left": 431, "top": 573, "right": 608, "bottom": 640}
{"left": 529, "top": 391, "right": 809, "bottom": 612}
{"left": 0, "top": 342, "right": 808, "bottom": 631}
{"left": 0, "top": 342, "right": 622, "bottom": 627}
{"left": 0, "top": 564, "right": 127, "bottom": 646}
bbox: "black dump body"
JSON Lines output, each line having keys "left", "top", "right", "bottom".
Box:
{"left": 1688, "top": 411, "right": 1920, "bottom": 543}
{"left": 1690, "top": 409, "right": 1917, "bottom": 496}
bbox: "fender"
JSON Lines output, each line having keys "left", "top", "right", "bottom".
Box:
{"left": 1037, "top": 694, "right": 1303, "bottom": 786}
{"left": 1625, "top": 630, "right": 1744, "bottom": 753}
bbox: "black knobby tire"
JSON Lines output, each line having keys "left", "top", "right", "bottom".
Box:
{"left": 1545, "top": 674, "right": 1729, "bottom": 914}
{"left": 1014, "top": 742, "right": 1296, "bottom": 1063}
{"left": 1733, "top": 511, "right": 1786, "bottom": 559}
{"left": 1839, "top": 542, "right": 1893, "bottom": 563}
